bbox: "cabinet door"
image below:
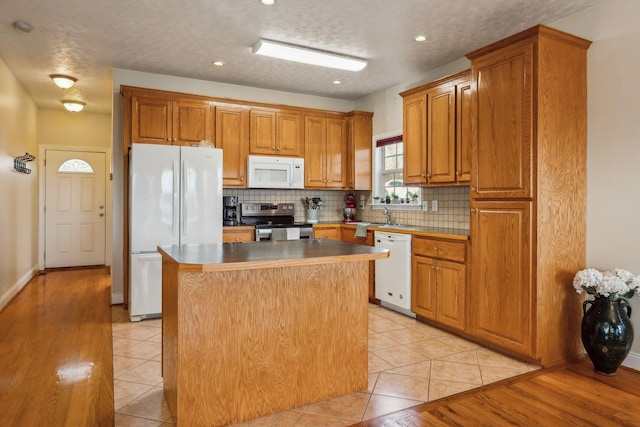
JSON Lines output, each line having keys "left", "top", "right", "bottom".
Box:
{"left": 470, "top": 201, "right": 533, "bottom": 356}
{"left": 132, "top": 96, "right": 172, "bottom": 144}
{"left": 403, "top": 92, "right": 427, "bottom": 185}
{"left": 471, "top": 42, "right": 533, "bottom": 199}
{"left": 216, "top": 105, "right": 248, "bottom": 187}
{"left": 456, "top": 80, "right": 472, "bottom": 182}
{"left": 437, "top": 259, "right": 466, "bottom": 330}
{"left": 346, "top": 112, "right": 373, "bottom": 190}
{"left": 304, "top": 116, "right": 327, "bottom": 188}
{"left": 412, "top": 255, "right": 437, "bottom": 320}
{"left": 326, "top": 118, "right": 347, "bottom": 188}
{"left": 427, "top": 86, "right": 456, "bottom": 184}
{"left": 249, "top": 109, "right": 276, "bottom": 155}
{"left": 276, "top": 111, "right": 303, "bottom": 157}
{"left": 173, "top": 100, "right": 213, "bottom": 146}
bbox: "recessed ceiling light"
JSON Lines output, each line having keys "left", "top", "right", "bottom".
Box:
{"left": 50, "top": 74, "right": 77, "bottom": 89}
{"left": 61, "top": 100, "right": 86, "bottom": 112}
{"left": 212, "top": 61, "right": 224, "bottom": 67}
{"left": 260, "top": 0, "right": 275, "bottom": 5}
{"left": 252, "top": 39, "right": 367, "bottom": 72}
{"left": 333, "top": 80, "right": 342, "bottom": 85}
{"left": 414, "top": 35, "right": 427, "bottom": 42}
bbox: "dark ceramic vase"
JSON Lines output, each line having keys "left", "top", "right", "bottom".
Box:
{"left": 581, "top": 296, "right": 634, "bottom": 375}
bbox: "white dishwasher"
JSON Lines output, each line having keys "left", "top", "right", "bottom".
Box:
{"left": 375, "top": 231, "right": 415, "bottom": 317}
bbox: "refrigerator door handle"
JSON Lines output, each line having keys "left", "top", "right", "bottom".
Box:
{"left": 172, "top": 160, "right": 179, "bottom": 238}
{"left": 182, "top": 160, "right": 188, "bottom": 237}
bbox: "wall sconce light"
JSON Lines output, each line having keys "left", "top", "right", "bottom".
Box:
{"left": 50, "top": 74, "right": 77, "bottom": 89}
{"left": 252, "top": 39, "right": 367, "bottom": 72}
{"left": 61, "top": 100, "right": 86, "bottom": 112}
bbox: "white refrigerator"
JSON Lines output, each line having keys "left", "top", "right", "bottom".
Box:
{"left": 129, "top": 144, "right": 223, "bottom": 321}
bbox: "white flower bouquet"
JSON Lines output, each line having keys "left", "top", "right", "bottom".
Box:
{"left": 573, "top": 268, "right": 640, "bottom": 300}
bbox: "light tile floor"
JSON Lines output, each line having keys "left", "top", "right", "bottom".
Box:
{"left": 112, "top": 304, "right": 539, "bottom": 426}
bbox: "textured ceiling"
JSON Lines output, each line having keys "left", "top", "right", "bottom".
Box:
{"left": 0, "top": 0, "right": 602, "bottom": 114}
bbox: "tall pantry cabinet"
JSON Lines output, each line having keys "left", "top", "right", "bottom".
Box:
{"left": 466, "top": 25, "right": 591, "bottom": 366}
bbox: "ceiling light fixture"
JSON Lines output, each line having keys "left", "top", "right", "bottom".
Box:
{"left": 414, "top": 35, "right": 427, "bottom": 42}
{"left": 252, "top": 39, "right": 367, "bottom": 72}
{"left": 260, "top": 0, "right": 275, "bottom": 5}
{"left": 212, "top": 61, "right": 224, "bottom": 67}
{"left": 61, "top": 100, "right": 86, "bottom": 112}
{"left": 333, "top": 80, "right": 342, "bottom": 85}
{"left": 50, "top": 74, "right": 77, "bottom": 89}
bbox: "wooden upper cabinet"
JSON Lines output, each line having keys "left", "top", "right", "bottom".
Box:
{"left": 304, "top": 115, "right": 346, "bottom": 188}
{"left": 456, "top": 78, "right": 472, "bottom": 182}
{"left": 471, "top": 42, "right": 533, "bottom": 199}
{"left": 402, "top": 92, "right": 427, "bottom": 185}
{"left": 131, "top": 96, "right": 172, "bottom": 145}
{"left": 173, "top": 100, "right": 213, "bottom": 146}
{"left": 401, "top": 70, "right": 471, "bottom": 186}
{"left": 326, "top": 118, "right": 347, "bottom": 188}
{"left": 130, "top": 95, "right": 212, "bottom": 146}
{"left": 426, "top": 85, "right": 456, "bottom": 184}
{"left": 216, "top": 105, "right": 249, "bottom": 188}
{"left": 249, "top": 108, "right": 303, "bottom": 157}
{"left": 249, "top": 109, "right": 276, "bottom": 154}
{"left": 276, "top": 111, "right": 303, "bottom": 157}
{"left": 346, "top": 112, "right": 373, "bottom": 190}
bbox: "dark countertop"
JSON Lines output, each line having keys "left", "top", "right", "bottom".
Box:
{"left": 316, "top": 222, "right": 470, "bottom": 241}
{"left": 158, "top": 239, "right": 389, "bottom": 273}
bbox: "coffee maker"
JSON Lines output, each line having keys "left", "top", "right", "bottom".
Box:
{"left": 222, "top": 196, "right": 238, "bottom": 226}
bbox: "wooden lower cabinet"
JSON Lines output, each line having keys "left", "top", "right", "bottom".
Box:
{"left": 412, "top": 237, "right": 466, "bottom": 331}
{"left": 222, "top": 226, "right": 254, "bottom": 243}
{"left": 469, "top": 201, "right": 533, "bottom": 356}
{"left": 313, "top": 225, "right": 340, "bottom": 240}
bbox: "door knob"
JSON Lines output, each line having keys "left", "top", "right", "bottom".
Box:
{"left": 99, "top": 213, "right": 104, "bottom": 217}
{"left": 99, "top": 205, "right": 104, "bottom": 209}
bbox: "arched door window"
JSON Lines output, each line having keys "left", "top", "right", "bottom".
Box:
{"left": 58, "top": 158, "right": 94, "bottom": 174}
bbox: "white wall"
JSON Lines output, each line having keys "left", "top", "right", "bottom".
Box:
{"left": 110, "top": 69, "right": 358, "bottom": 302}
{"left": 0, "top": 57, "right": 39, "bottom": 310}
{"left": 552, "top": 0, "right": 640, "bottom": 370}
{"left": 356, "top": 0, "right": 640, "bottom": 370}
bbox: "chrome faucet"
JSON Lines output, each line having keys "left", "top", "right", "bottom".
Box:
{"left": 383, "top": 207, "right": 392, "bottom": 225}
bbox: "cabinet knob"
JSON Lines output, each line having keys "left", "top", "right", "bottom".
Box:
{"left": 433, "top": 247, "right": 438, "bottom": 251}
{"left": 470, "top": 186, "right": 477, "bottom": 192}
{"left": 276, "top": 147, "right": 280, "bottom": 151}
{"left": 272, "top": 146, "right": 276, "bottom": 150}
{"left": 455, "top": 171, "right": 460, "bottom": 176}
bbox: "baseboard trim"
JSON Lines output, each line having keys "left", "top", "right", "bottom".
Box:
{"left": 623, "top": 351, "right": 640, "bottom": 372}
{"left": 111, "top": 292, "right": 124, "bottom": 305}
{"left": 0, "top": 265, "right": 38, "bottom": 312}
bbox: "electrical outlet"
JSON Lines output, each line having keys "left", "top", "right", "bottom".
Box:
{"left": 422, "top": 201, "right": 429, "bottom": 211}
{"left": 431, "top": 200, "right": 438, "bottom": 212}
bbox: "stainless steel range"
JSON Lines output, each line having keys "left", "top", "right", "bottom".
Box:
{"left": 239, "top": 203, "right": 314, "bottom": 241}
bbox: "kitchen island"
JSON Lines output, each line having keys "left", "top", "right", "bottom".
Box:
{"left": 158, "top": 239, "right": 389, "bottom": 427}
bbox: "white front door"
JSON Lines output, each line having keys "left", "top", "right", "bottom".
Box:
{"left": 45, "top": 150, "right": 106, "bottom": 268}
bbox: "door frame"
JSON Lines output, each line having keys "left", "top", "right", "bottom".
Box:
{"left": 38, "top": 145, "right": 112, "bottom": 271}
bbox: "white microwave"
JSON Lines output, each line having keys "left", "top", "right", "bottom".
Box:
{"left": 247, "top": 155, "right": 304, "bottom": 189}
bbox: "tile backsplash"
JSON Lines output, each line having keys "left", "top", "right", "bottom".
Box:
{"left": 223, "top": 186, "right": 470, "bottom": 231}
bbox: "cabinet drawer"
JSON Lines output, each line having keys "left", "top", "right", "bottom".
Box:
{"left": 412, "top": 237, "right": 465, "bottom": 262}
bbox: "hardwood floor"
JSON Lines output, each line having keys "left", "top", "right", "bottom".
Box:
{"left": 351, "top": 361, "right": 640, "bottom": 426}
{"left": 1, "top": 267, "right": 640, "bottom": 426}
{"left": 0, "top": 268, "right": 114, "bottom": 426}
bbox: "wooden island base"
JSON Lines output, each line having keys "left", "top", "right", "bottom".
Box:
{"left": 160, "top": 241, "right": 387, "bottom": 427}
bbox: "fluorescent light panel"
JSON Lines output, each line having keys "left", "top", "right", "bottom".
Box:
{"left": 252, "top": 39, "right": 367, "bottom": 72}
